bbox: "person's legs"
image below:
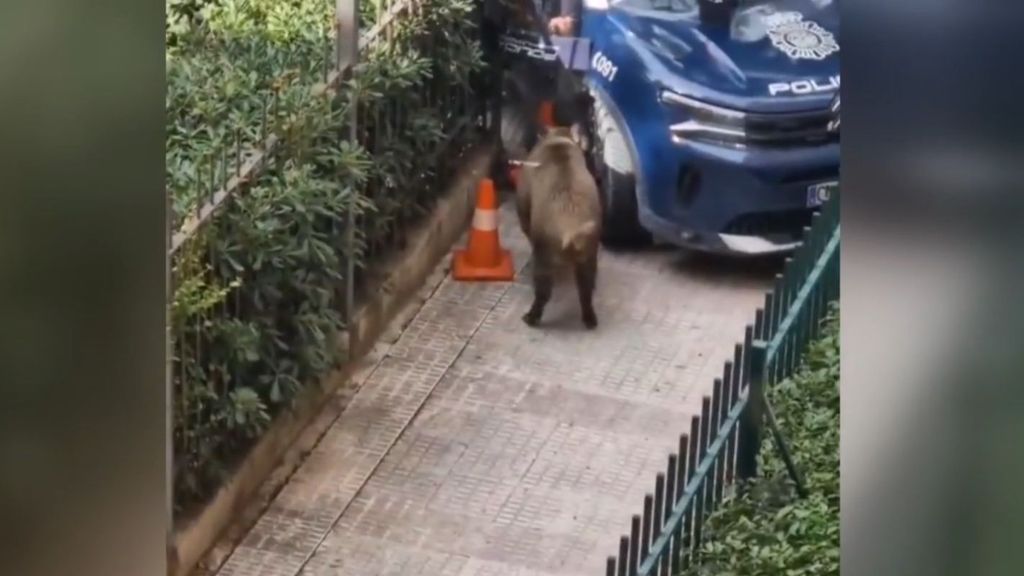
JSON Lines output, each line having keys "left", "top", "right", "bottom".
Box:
{"left": 553, "top": 70, "right": 587, "bottom": 126}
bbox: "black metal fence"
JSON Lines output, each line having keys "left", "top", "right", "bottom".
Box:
{"left": 605, "top": 194, "right": 840, "bottom": 576}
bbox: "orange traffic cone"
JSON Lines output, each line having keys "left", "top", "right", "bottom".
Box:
{"left": 537, "top": 100, "right": 556, "bottom": 128}
{"left": 452, "top": 178, "right": 515, "bottom": 282}
{"left": 504, "top": 103, "right": 554, "bottom": 192}
{"left": 509, "top": 166, "right": 521, "bottom": 188}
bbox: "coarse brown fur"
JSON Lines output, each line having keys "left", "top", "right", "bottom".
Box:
{"left": 515, "top": 125, "right": 603, "bottom": 329}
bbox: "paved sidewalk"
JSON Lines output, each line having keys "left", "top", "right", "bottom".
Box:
{"left": 216, "top": 203, "right": 770, "bottom": 576}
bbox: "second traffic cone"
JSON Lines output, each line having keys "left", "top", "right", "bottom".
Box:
{"left": 509, "top": 166, "right": 521, "bottom": 188}
{"left": 452, "top": 178, "right": 515, "bottom": 282}
{"left": 537, "top": 100, "right": 556, "bottom": 128}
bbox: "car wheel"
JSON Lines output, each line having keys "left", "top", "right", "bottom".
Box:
{"left": 501, "top": 101, "right": 534, "bottom": 161}
{"left": 491, "top": 74, "right": 539, "bottom": 190}
{"left": 599, "top": 166, "right": 651, "bottom": 247}
{"left": 499, "top": 71, "right": 538, "bottom": 162}
{"left": 587, "top": 87, "right": 651, "bottom": 247}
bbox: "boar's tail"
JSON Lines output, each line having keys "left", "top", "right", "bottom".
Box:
{"left": 560, "top": 220, "right": 599, "bottom": 254}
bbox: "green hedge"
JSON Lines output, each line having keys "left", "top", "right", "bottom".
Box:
{"left": 683, "top": 304, "right": 840, "bottom": 576}
{"left": 167, "top": 0, "right": 486, "bottom": 511}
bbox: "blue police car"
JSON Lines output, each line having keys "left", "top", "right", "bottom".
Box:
{"left": 497, "top": 0, "right": 840, "bottom": 255}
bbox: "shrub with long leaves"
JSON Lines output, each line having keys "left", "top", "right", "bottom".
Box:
{"left": 167, "top": 0, "right": 486, "bottom": 512}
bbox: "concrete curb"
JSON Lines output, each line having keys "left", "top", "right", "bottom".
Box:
{"left": 169, "top": 141, "right": 496, "bottom": 576}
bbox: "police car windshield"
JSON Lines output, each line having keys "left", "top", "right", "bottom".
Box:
{"left": 610, "top": 0, "right": 834, "bottom": 11}
{"left": 609, "top": 0, "right": 699, "bottom": 12}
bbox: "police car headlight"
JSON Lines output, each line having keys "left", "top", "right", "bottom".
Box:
{"left": 660, "top": 91, "right": 748, "bottom": 146}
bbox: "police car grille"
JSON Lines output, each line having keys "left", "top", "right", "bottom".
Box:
{"left": 743, "top": 109, "right": 837, "bottom": 147}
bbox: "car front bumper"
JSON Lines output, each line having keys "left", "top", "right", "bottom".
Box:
{"left": 642, "top": 222, "right": 804, "bottom": 256}
{"left": 635, "top": 139, "right": 839, "bottom": 256}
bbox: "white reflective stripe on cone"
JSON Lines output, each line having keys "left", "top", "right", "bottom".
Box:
{"left": 472, "top": 209, "right": 499, "bottom": 232}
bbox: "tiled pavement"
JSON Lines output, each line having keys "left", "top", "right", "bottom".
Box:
{"left": 216, "top": 202, "right": 771, "bottom": 576}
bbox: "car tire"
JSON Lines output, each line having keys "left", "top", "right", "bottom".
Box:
{"left": 587, "top": 87, "right": 651, "bottom": 248}
{"left": 491, "top": 73, "right": 538, "bottom": 191}
{"left": 501, "top": 101, "right": 534, "bottom": 161}
{"left": 499, "top": 71, "right": 539, "bottom": 162}
{"left": 599, "top": 166, "right": 651, "bottom": 247}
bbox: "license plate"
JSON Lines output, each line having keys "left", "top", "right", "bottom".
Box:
{"left": 806, "top": 181, "right": 838, "bottom": 208}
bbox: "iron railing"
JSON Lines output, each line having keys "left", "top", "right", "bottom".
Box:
{"left": 605, "top": 194, "right": 840, "bottom": 576}
{"left": 167, "top": 0, "right": 493, "bottom": 514}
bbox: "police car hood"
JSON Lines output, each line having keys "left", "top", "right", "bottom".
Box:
{"left": 608, "top": 0, "right": 840, "bottom": 112}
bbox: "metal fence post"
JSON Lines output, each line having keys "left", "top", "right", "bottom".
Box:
{"left": 481, "top": 0, "right": 505, "bottom": 179}
{"left": 737, "top": 341, "right": 767, "bottom": 480}
{"left": 336, "top": 0, "right": 359, "bottom": 73}
{"left": 165, "top": 191, "right": 174, "bottom": 562}
{"left": 337, "top": 0, "right": 359, "bottom": 345}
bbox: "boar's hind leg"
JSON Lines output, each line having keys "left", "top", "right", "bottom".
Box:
{"left": 575, "top": 255, "right": 598, "bottom": 329}
{"left": 523, "top": 260, "right": 553, "bottom": 327}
